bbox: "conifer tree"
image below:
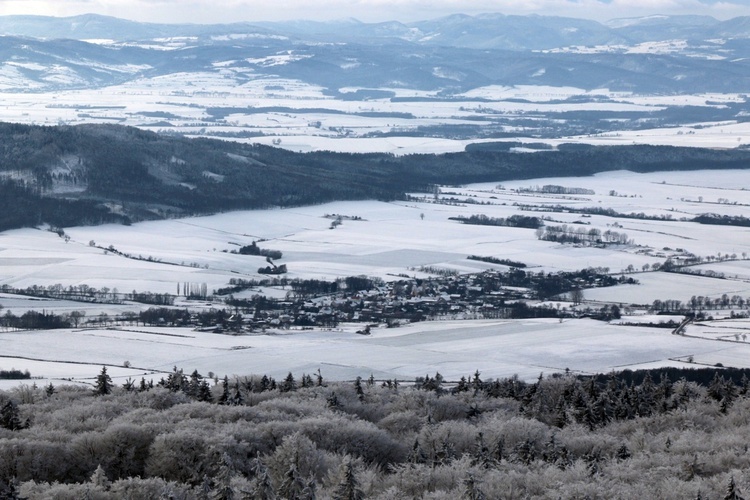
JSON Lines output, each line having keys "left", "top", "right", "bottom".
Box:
{"left": 197, "top": 379, "right": 213, "bottom": 402}
{"left": 326, "top": 392, "right": 341, "bottom": 410}
{"left": 281, "top": 372, "right": 297, "bottom": 393}
{"left": 407, "top": 438, "right": 427, "bottom": 465}
{"left": 0, "top": 400, "right": 25, "bottom": 431}
{"left": 278, "top": 458, "right": 306, "bottom": 500}
{"left": 616, "top": 444, "right": 632, "bottom": 461}
{"left": 462, "top": 473, "right": 486, "bottom": 500}
{"left": 187, "top": 369, "right": 203, "bottom": 398}
{"left": 93, "top": 366, "right": 112, "bottom": 396}
{"left": 249, "top": 453, "right": 276, "bottom": 500}
{"left": 212, "top": 453, "right": 236, "bottom": 500}
{"left": 472, "top": 432, "right": 492, "bottom": 468}
{"left": 230, "top": 383, "right": 243, "bottom": 406}
{"left": 725, "top": 476, "right": 745, "bottom": 500}
{"left": 219, "top": 376, "right": 230, "bottom": 405}
{"left": 472, "top": 370, "right": 483, "bottom": 394}
{"left": 354, "top": 377, "right": 365, "bottom": 401}
{"left": 332, "top": 458, "right": 363, "bottom": 500}
{"left": 90, "top": 465, "right": 111, "bottom": 491}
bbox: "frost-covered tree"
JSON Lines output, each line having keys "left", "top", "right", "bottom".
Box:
{"left": 725, "top": 476, "right": 745, "bottom": 500}
{"left": 332, "top": 457, "right": 363, "bottom": 500}
{"left": 249, "top": 453, "right": 276, "bottom": 500}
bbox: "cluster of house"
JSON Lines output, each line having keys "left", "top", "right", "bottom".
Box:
{"left": 223, "top": 271, "right": 545, "bottom": 332}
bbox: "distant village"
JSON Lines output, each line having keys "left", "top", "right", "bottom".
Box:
{"left": 0, "top": 266, "right": 632, "bottom": 332}
{"left": 217, "top": 267, "right": 630, "bottom": 332}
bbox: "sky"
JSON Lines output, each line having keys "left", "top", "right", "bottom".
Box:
{"left": 1, "top": 0, "right": 750, "bottom": 25}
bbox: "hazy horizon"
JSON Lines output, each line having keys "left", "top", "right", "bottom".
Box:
{"left": 0, "top": 0, "right": 748, "bottom": 26}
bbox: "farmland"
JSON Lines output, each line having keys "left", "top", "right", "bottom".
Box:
{"left": 2, "top": 168, "right": 750, "bottom": 386}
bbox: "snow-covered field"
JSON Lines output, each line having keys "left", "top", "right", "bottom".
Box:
{"left": 1, "top": 76, "right": 747, "bottom": 154}
{"left": 3, "top": 168, "right": 750, "bottom": 299}
{"left": 3, "top": 168, "right": 750, "bottom": 383}
{"left": 1, "top": 318, "right": 740, "bottom": 389}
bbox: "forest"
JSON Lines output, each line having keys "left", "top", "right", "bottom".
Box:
{"left": 2, "top": 122, "right": 750, "bottom": 231}
{"left": 1, "top": 367, "right": 750, "bottom": 499}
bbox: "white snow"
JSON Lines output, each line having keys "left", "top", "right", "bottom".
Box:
{"left": 2, "top": 169, "right": 750, "bottom": 382}
{"left": 0, "top": 319, "right": 738, "bottom": 384}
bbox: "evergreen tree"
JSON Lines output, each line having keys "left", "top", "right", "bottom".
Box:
{"left": 90, "top": 465, "right": 111, "bottom": 491}
{"left": 472, "top": 370, "right": 483, "bottom": 394}
{"left": 0, "top": 400, "right": 25, "bottom": 431}
{"left": 436, "top": 440, "right": 456, "bottom": 466}
{"left": 455, "top": 376, "right": 470, "bottom": 393}
{"left": 354, "top": 377, "right": 365, "bottom": 401}
{"left": 230, "top": 383, "right": 243, "bottom": 406}
{"left": 407, "top": 438, "right": 427, "bottom": 465}
{"left": 725, "top": 476, "right": 745, "bottom": 500}
{"left": 332, "top": 458, "right": 363, "bottom": 500}
{"left": 553, "top": 397, "right": 568, "bottom": 428}
{"left": 187, "top": 369, "right": 203, "bottom": 398}
{"left": 212, "top": 453, "right": 236, "bottom": 500}
{"left": 472, "top": 432, "right": 492, "bottom": 468}
{"left": 708, "top": 372, "right": 726, "bottom": 401}
{"left": 197, "top": 379, "right": 213, "bottom": 402}
{"left": 326, "top": 392, "right": 341, "bottom": 410}
{"left": 462, "top": 473, "right": 486, "bottom": 500}
{"left": 93, "top": 366, "right": 113, "bottom": 396}
{"left": 278, "top": 459, "right": 306, "bottom": 500}
{"left": 280, "top": 372, "right": 297, "bottom": 393}
{"left": 218, "top": 376, "right": 230, "bottom": 405}
{"left": 249, "top": 453, "right": 276, "bottom": 500}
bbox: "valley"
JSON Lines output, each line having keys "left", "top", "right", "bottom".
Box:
{"left": 3, "top": 168, "right": 750, "bottom": 387}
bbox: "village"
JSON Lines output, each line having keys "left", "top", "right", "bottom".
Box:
{"left": 0, "top": 266, "right": 632, "bottom": 333}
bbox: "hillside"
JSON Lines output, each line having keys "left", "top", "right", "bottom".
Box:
{"left": 3, "top": 122, "right": 750, "bottom": 231}
{"left": 2, "top": 367, "right": 750, "bottom": 498}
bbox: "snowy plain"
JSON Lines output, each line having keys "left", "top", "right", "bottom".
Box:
{"left": 3, "top": 168, "right": 750, "bottom": 384}
{"left": 1, "top": 74, "right": 748, "bottom": 153}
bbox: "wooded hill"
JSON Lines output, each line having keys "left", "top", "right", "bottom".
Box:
{"left": 3, "top": 122, "right": 750, "bottom": 231}
{"left": 2, "top": 367, "right": 750, "bottom": 498}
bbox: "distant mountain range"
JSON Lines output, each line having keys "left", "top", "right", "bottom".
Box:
{"left": 0, "top": 13, "right": 749, "bottom": 95}
{"left": 2, "top": 13, "right": 750, "bottom": 50}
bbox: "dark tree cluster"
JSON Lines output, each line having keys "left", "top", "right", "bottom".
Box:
{"left": 450, "top": 213, "right": 543, "bottom": 229}
{"left": 467, "top": 255, "right": 526, "bottom": 268}
{"left": 692, "top": 213, "right": 750, "bottom": 227}
{"left": 235, "top": 241, "right": 283, "bottom": 260}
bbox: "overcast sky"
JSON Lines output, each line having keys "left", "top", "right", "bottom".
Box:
{"left": 1, "top": 0, "right": 749, "bottom": 24}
